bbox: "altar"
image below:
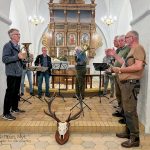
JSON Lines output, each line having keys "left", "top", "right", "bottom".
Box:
{"left": 51, "top": 64, "right": 90, "bottom": 86}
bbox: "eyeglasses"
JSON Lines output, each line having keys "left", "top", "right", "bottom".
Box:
{"left": 125, "top": 35, "right": 133, "bottom": 39}
{"left": 12, "top": 33, "right": 20, "bottom": 36}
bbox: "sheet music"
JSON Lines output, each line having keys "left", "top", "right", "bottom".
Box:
{"left": 27, "top": 66, "right": 48, "bottom": 72}
{"left": 52, "top": 61, "right": 69, "bottom": 70}
{"left": 93, "top": 63, "right": 109, "bottom": 71}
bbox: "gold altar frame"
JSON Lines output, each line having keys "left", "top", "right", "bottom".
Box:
{"left": 55, "top": 32, "right": 64, "bottom": 47}
{"left": 67, "top": 32, "right": 77, "bottom": 47}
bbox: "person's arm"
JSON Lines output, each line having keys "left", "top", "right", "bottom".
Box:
{"left": 48, "top": 56, "right": 52, "bottom": 69}
{"left": 113, "top": 53, "right": 125, "bottom": 65}
{"left": 112, "top": 60, "right": 144, "bottom": 73}
{"left": 34, "top": 55, "right": 40, "bottom": 66}
{"left": 120, "top": 60, "right": 143, "bottom": 73}
{"left": 2, "top": 44, "right": 19, "bottom": 64}
{"left": 107, "top": 49, "right": 124, "bottom": 65}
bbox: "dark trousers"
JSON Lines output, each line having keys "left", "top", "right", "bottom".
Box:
{"left": 120, "top": 82, "right": 139, "bottom": 137}
{"left": 37, "top": 72, "right": 50, "bottom": 96}
{"left": 3, "top": 76, "right": 21, "bottom": 115}
{"left": 114, "top": 75, "right": 122, "bottom": 106}
{"left": 75, "top": 68, "right": 86, "bottom": 98}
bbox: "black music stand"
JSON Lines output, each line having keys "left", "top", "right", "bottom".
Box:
{"left": 27, "top": 66, "right": 48, "bottom": 102}
{"left": 91, "top": 63, "right": 109, "bottom": 103}
{"left": 70, "top": 95, "right": 91, "bottom": 116}
{"left": 20, "top": 66, "right": 33, "bottom": 104}
{"left": 52, "top": 61, "right": 69, "bottom": 101}
{"left": 20, "top": 94, "right": 32, "bottom": 104}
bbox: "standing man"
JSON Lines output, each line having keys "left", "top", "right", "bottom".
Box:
{"left": 108, "top": 35, "right": 130, "bottom": 123}
{"left": 74, "top": 46, "right": 87, "bottom": 99}
{"left": 112, "top": 31, "right": 146, "bottom": 148}
{"left": 2, "top": 28, "right": 25, "bottom": 121}
{"left": 103, "top": 49, "right": 115, "bottom": 97}
{"left": 34, "top": 47, "right": 52, "bottom": 98}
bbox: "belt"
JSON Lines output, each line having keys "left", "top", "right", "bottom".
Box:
{"left": 120, "top": 79, "right": 139, "bottom": 84}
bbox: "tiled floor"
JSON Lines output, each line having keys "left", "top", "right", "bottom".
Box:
{"left": 0, "top": 95, "right": 127, "bottom": 133}
{"left": 0, "top": 91, "right": 147, "bottom": 150}
{"left": 0, "top": 92, "right": 144, "bottom": 133}
{"left": 0, "top": 133, "right": 150, "bottom": 150}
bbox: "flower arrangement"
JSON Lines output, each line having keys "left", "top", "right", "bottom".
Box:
{"left": 57, "top": 55, "right": 68, "bottom": 61}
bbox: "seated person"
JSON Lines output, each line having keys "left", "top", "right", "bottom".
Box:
{"left": 34, "top": 47, "right": 52, "bottom": 98}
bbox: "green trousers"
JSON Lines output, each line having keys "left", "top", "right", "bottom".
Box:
{"left": 75, "top": 66, "right": 86, "bottom": 98}
{"left": 120, "top": 81, "right": 140, "bottom": 137}
{"left": 114, "top": 75, "right": 122, "bottom": 106}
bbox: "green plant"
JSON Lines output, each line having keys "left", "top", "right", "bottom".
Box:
{"left": 57, "top": 56, "right": 68, "bottom": 61}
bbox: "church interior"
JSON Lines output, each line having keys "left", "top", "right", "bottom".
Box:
{"left": 0, "top": 0, "right": 150, "bottom": 149}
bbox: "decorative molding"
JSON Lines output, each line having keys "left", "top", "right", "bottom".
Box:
{"left": 130, "top": 9, "right": 150, "bottom": 25}
{"left": 0, "top": 11, "right": 12, "bottom": 25}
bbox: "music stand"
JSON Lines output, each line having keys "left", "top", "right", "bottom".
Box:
{"left": 27, "top": 66, "right": 48, "bottom": 102}
{"left": 91, "top": 63, "right": 109, "bottom": 103}
{"left": 52, "top": 61, "right": 69, "bottom": 101}
{"left": 70, "top": 95, "right": 91, "bottom": 116}
{"left": 20, "top": 94, "right": 32, "bottom": 104}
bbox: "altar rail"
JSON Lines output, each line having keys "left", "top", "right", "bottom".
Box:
{"left": 51, "top": 74, "right": 104, "bottom": 90}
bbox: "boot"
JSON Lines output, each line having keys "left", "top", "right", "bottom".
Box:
{"left": 112, "top": 111, "right": 123, "bottom": 117}
{"left": 118, "top": 118, "right": 126, "bottom": 124}
{"left": 116, "top": 132, "right": 130, "bottom": 139}
{"left": 116, "top": 127, "right": 130, "bottom": 139}
{"left": 121, "top": 136, "right": 140, "bottom": 148}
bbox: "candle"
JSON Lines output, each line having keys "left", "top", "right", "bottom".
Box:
{"left": 57, "top": 48, "right": 59, "bottom": 58}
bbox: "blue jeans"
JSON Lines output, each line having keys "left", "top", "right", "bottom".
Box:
{"left": 21, "top": 69, "right": 33, "bottom": 94}
{"left": 38, "top": 72, "right": 50, "bottom": 96}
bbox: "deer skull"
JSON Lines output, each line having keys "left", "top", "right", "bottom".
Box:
{"left": 44, "top": 95, "right": 83, "bottom": 145}
{"left": 58, "top": 122, "right": 68, "bottom": 139}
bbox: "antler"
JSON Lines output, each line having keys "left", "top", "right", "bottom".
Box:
{"left": 65, "top": 108, "right": 83, "bottom": 122}
{"left": 44, "top": 94, "right": 61, "bottom": 122}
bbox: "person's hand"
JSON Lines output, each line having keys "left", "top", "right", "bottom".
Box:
{"left": 112, "top": 67, "right": 120, "bottom": 73}
{"left": 18, "top": 52, "right": 25, "bottom": 60}
{"left": 30, "top": 54, "right": 34, "bottom": 62}
{"left": 107, "top": 48, "right": 116, "bottom": 56}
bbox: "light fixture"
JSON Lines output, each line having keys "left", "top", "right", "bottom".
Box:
{"left": 28, "top": 0, "right": 44, "bottom": 26}
{"left": 101, "top": 0, "right": 117, "bottom": 26}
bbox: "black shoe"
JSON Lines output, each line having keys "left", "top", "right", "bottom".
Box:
{"left": 45, "top": 94, "right": 50, "bottom": 98}
{"left": 73, "top": 95, "right": 76, "bottom": 98}
{"left": 113, "top": 105, "right": 120, "bottom": 109}
{"left": 121, "top": 137, "right": 140, "bottom": 148}
{"left": 116, "top": 132, "right": 130, "bottom": 139}
{"left": 11, "top": 109, "right": 25, "bottom": 113}
{"left": 103, "top": 92, "right": 107, "bottom": 95}
{"left": 118, "top": 118, "right": 126, "bottom": 124}
{"left": 110, "top": 94, "right": 114, "bottom": 98}
{"left": 112, "top": 111, "right": 123, "bottom": 117}
{"left": 2, "top": 114, "right": 16, "bottom": 120}
{"left": 20, "top": 93, "right": 24, "bottom": 96}
{"left": 38, "top": 95, "right": 42, "bottom": 98}
{"left": 30, "top": 93, "right": 34, "bottom": 96}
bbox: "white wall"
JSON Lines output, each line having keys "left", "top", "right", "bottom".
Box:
{"left": 130, "top": 0, "right": 150, "bottom": 133}
{"left": 9, "top": 0, "right": 31, "bottom": 50}
{"left": 0, "top": 0, "right": 12, "bottom": 115}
